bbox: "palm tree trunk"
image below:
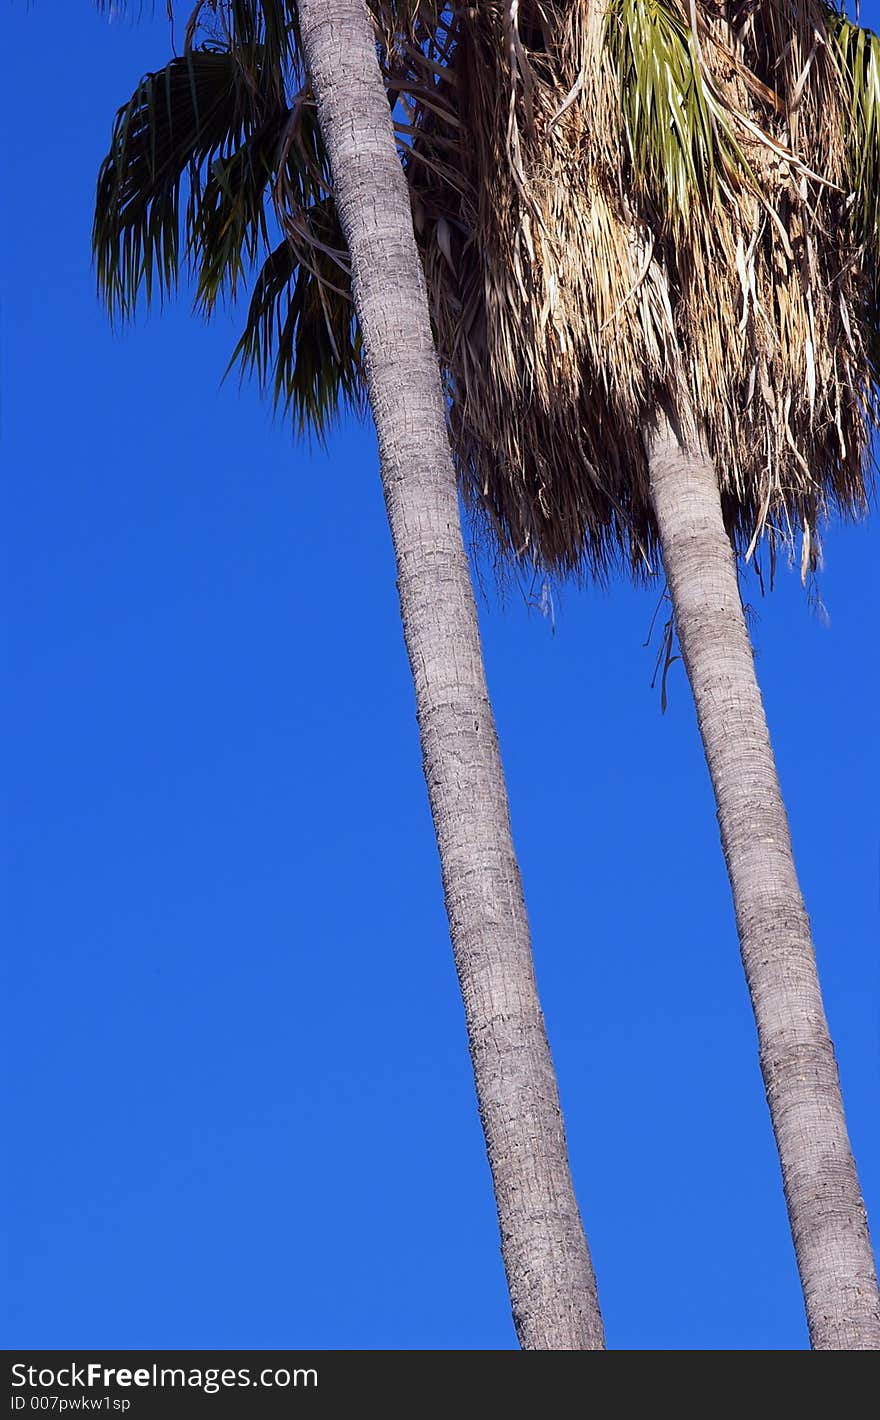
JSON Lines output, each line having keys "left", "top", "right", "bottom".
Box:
{"left": 647, "top": 410, "right": 880, "bottom": 1350}
{"left": 296, "top": 0, "right": 604, "bottom": 1350}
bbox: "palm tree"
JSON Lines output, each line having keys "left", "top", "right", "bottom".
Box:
{"left": 391, "top": 0, "right": 880, "bottom": 1349}
{"left": 93, "top": 0, "right": 604, "bottom": 1350}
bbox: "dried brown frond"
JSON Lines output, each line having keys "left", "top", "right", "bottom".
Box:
{"left": 384, "top": 0, "right": 878, "bottom": 579}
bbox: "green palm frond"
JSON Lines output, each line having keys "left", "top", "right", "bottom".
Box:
{"left": 94, "top": 48, "right": 276, "bottom": 314}
{"left": 220, "top": 0, "right": 300, "bottom": 98}
{"left": 229, "top": 203, "right": 364, "bottom": 438}
{"left": 95, "top": 0, "right": 300, "bottom": 77}
{"left": 829, "top": 10, "right": 880, "bottom": 250}
{"left": 604, "top": 0, "right": 753, "bottom": 221}
{"left": 94, "top": 15, "right": 361, "bottom": 435}
{"left": 93, "top": 0, "right": 308, "bottom": 317}
{"left": 194, "top": 107, "right": 290, "bottom": 312}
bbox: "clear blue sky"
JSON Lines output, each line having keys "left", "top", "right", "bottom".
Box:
{"left": 2, "top": 2, "right": 877, "bottom": 1352}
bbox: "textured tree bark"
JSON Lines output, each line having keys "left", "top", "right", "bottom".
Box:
{"left": 647, "top": 410, "right": 880, "bottom": 1350}
{"left": 297, "top": 0, "right": 604, "bottom": 1350}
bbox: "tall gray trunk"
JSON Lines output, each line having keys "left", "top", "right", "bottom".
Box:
{"left": 296, "top": 0, "right": 604, "bottom": 1350}
{"left": 647, "top": 410, "right": 880, "bottom": 1350}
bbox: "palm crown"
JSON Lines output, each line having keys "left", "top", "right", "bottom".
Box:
{"left": 413, "top": 0, "right": 880, "bottom": 578}
{"left": 95, "top": 1, "right": 880, "bottom": 576}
